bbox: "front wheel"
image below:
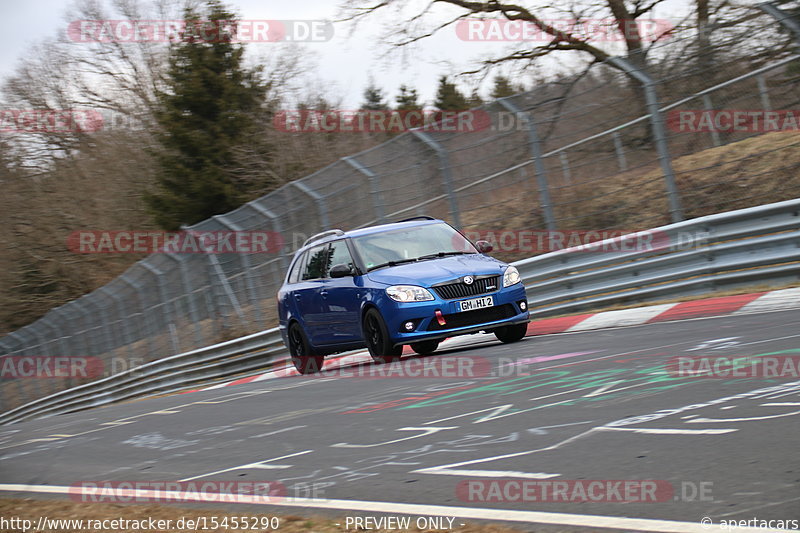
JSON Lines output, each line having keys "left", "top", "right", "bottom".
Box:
{"left": 288, "top": 322, "right": 324, "bottom": 374}
{"left": 494, "top": 323, "right": 528, "bottom": 343}
{"left": 410, "top": 340, "right": 439, "bottom": 355}
{"left": 363, "top": 308, "right": 402, "bottom": 364}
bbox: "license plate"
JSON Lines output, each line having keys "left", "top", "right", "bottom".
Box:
{"left": 457, "top": 295, "right": 494, "bottom": 312}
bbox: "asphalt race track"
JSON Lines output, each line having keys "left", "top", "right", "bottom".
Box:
{"left": 1, "top": 310, "right": 799, "bottom": 532}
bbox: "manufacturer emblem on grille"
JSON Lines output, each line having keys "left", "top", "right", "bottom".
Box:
{"left": 463, "top": 275, "right": 474, "bottom": 285}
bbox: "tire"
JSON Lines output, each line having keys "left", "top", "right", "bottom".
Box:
{"left": 410, "top": 340, "right": 439, "bottom": 355}
{"left": 363, "top": 308, "right": 402, "bottom": 364}
{"left": 288, "top": 322, "right": 324, "bottom": 374}
{"left": 494, "top": 323, "right": 528, "bottom": 343}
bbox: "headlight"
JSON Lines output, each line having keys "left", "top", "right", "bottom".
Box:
{"left": 503, "top": 266, "right": 521, "bottom": 287}
{"left": 386, "top": 285, "right": 435, "bottom": 302}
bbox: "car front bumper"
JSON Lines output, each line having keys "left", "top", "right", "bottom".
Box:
{"left": 382, "top": 283, "right": 529, "bottom": 346}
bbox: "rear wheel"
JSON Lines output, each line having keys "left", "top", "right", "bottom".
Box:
{"left": 363, "top": 308, "right": 402, "bottom": 364}
{"left": 410, "top": 340, "right": 439, "bottom": 355}
{"left": 494, "top": 323, "right": 528, "bottom": 343}
{"left": 288, "top": 322, "right": 324, "bottom": 374}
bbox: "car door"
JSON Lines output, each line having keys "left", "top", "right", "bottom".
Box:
{"left": 293, "top": 244, "right": 328, "bottom": 343}
{"left": 317, "top": 239, "right": 363, "bottom": 345}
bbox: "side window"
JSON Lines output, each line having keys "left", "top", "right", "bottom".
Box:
{"left": 302, "top": 245, "right": 328, "bottom": 280}
{"left": 326, "top": 240, "right": 355, "bottom": 276}
{"left": 288, "top": 252, "right": 306, "bottom": 284}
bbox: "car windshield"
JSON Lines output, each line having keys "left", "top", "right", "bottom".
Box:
{"left": 351, "top": 222, "right": 477, "bottom": 271}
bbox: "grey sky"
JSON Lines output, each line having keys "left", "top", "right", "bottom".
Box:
{"left": 0, "top": 0, "right": 693, "bottom": 108}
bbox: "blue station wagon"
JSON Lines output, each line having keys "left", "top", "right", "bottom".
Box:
{"left": 277, "top": 217, "right": 530, "bottom": 373}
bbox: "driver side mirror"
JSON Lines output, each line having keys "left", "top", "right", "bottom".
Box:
{"left": 329, "top": 263, "right": 354, "bottom": 278}
{"left": 475, "top": 240, "right": 494, "bottom": 254}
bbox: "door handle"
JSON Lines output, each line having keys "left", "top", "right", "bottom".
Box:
{"left": 294, "top": 294, "right": 302, "bottom": 300}
{"left": 320, "top": 290, "right": 329, "bottom": 298}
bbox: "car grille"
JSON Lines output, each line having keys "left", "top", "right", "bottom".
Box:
{"left": 427, "top": 304, "right": 517, "bottom": 331}
{"left": 432, "top": 275, "right": 501, "bottom": 300}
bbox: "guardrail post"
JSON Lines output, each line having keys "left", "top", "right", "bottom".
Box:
{"left": 291, "top": 181, "right": 331, "bottom": 229}
{"left": 497, "top": 99, "right": 556, "bottom": 231}
{"left": 214, "top": 214, "right": 264, "bottom": 326}
{"left": 246, "top": 202, "right": 289, "bottom": 270}
{"left": 343, "top": 156, "right": 385, "bottom": 223}
{"left": 161, "top": 254, "right": 204, "bottom": 347}
{"left": 607, "top": 56, "right": 684, "bottom": 223}
{"left": 410, "top": 129, "right": 461, "bottom": 227}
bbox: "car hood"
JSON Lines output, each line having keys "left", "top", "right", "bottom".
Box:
{"left": 366, "top": 254, "right": 507, "bottom": 286}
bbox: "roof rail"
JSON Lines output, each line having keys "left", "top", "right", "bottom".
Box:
{"left": 302, "top": 229, "right": 345, "bottom": 248}
{"left": 396, "top": 215, "right": 437, "bottom": 223}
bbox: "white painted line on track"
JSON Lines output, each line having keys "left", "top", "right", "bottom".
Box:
{"left": 598, "top": 427, "right": 738, "bottom": 435}
{"left": 0, "top": 483, "right": 791, "bottom": 532}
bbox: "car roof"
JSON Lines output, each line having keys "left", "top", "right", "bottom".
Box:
{"left": 297, "top": 218, "right": 445, "bottom": 254}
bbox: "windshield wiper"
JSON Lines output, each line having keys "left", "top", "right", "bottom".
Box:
{"left": 367, "top": 257, "right": 420, "bottom": 272}
{"left": 416, "top": 251, "right": 473, "bottom": 260}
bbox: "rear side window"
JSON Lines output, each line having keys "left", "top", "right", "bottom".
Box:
{"left": 288, "top": 251, "right": 306, "bottom": 284}
{"left": 302, "top": 245, "right": 328, "bottom": 280}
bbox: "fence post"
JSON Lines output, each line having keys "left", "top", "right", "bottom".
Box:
{"left": 410, "top": 129, "right": 461, "bottom": 227}
{"left": 756, "top": 75, "right": 772, "bottom": 111}
{"left": 343, "top": 156, "right": 385, "bottom": 224}
{"left": 291, "top": 181, "right": 331, "bottom": 229}
{"left": 140, "top": 263, "right": 181, "bottom": 355}
{"left": 71, "top": 299, "right": 96, "bottom": 358}
{"left": 246, "top": 202, "right": 289, "bottom": 271}
{"left": 120, "top": 274, "right": 157, "bottom": 360}
{"left": 182, "top": 228, "right": 246, "bottom": 331}
{"left": 214, "top": 214, "right": 264, "bottom": 326}
{"left": 702, "top": 95, "right": 722, "bottom": 147}
{"left": 162, "top": 254, "right": 204, "bottom": 347}
{"left": 98, "top": 286, "right": 138, "bottom": 370}
{"left": 607, "top": 56, "right": 685, "bottom": 223}
{"left": 21, "top": 328, "right": 46, "bottom": 397}
{"left": 558, "top": 152, "right": 573, "bottom": 185}
{"left": 5, "top": 332, "right": 32, "bottom": 407}
{"left": 759, "top": 2, "right": 800, "bottom": 48}
{"left": 612, "top": 132, "right": 628, "bottom": 171}
{"left": 497, "top": 99, "right": 556, "bottom": 231}
{"left": 49, "top": 306, "right": 80, "bottom": 388}
{"left": 85, "top": 295, "right": 115, "bottom": 361}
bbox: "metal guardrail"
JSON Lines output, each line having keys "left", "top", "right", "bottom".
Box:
{"left": 1, "top": 198, "right": 799, "bottom": 425}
